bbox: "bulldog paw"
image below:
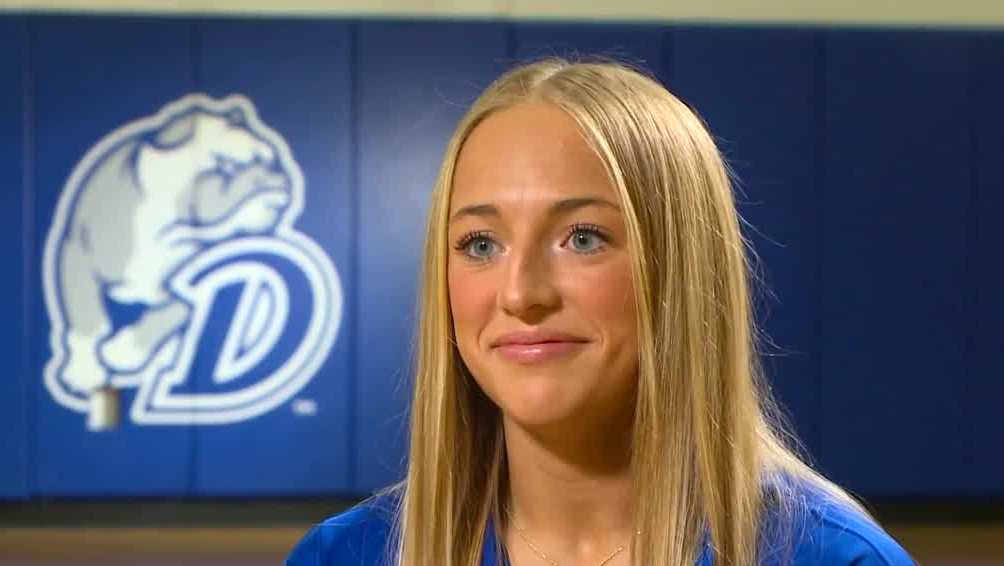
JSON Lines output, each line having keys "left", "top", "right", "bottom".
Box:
{"left": 61, "top": 340, "right": 109, "bottom": 394}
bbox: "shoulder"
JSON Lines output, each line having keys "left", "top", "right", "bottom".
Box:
{"left": 771, "top": 485, "right": 915, "bottom": 566}
{"left": 285, "top": 490, "right": 401, "bottom": 566}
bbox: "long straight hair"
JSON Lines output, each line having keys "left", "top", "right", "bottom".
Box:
{"left": 373, "top": 58, "right": 870, "bottom": 566}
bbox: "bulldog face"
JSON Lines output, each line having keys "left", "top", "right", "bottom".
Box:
{"left": 143, "top": 108, "right": 293, "bottom": 232}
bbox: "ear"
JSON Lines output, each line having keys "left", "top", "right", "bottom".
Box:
{"left": 225, "top": 107, "right": 247, "bottom": 127}
{"left": 151, "top": 113, "right": 196, "bottom": 149}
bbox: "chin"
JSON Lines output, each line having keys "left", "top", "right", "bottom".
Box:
{"left": 503, "top": 405, "right": 573, "bottom": 429}
{"left": 496, "top": 377, "right": 585, "bottom": 427}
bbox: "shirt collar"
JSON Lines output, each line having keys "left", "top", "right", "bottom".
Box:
{"left": 481, "top": 513, "right": 508, "bottom": 566}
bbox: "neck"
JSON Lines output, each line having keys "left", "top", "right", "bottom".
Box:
{"left": 501, "top": 402, "right": 636, "bottom": 564}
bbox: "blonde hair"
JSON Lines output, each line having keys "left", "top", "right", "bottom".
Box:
{"left": 371, "top": 58, "right": 871, "bottom": 566}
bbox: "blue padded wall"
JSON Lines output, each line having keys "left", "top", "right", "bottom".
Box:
{"left": 669, "top": 26, "right": 821, "bottom": 461}
{"left": 969, "top": 32, "right": 1004, "bottom": 495}
{"left": 192, "top": 18, "right": 355, "bottom": 495}
{"left": 30, "top": 15, "right": 197, "bottom": 495}
{"left": 0, "top": 17, "right": 29, "bottom": 499}
{"left": 819, "top": 31, "right": 970, "bottom": 494}
{"left": 354, "top": 21, "right": 510, "bottom": 492}
{"left": 512, "top": 22, "right": 668, "bottom": 81}
{"left": 1, "top": 15, "right": 1001, "bottom": 499}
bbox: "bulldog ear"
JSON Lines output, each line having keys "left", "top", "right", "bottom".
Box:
{"left": 225, "top": 107, "right": 247, "bottom": 127}
{"left": 151, "top": 113, "right": 196, "bottom": 149}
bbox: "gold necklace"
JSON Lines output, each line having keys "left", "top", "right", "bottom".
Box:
{"left": 504, "top": 505, "right": 638, "bottom": 566}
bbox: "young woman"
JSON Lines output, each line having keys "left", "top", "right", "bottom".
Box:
{"left": 286, "top": 59, "right": 915, "bottom": 566}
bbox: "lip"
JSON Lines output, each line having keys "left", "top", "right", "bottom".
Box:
{"left": 490, "top": 331, "right": 589, "bottom": 364}
{"left": 491, "top": 330, "right": 588, "bottom": 347}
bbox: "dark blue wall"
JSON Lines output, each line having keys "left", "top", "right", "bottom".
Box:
{"left": 2, "top": 14, "right": 1001, "bottom": 499}
{"left": 0, "top": 17, "right": 29, "bottom": 500}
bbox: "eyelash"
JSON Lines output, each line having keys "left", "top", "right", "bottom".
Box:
{"left": 452, "top": 223, "right": 610, "bottom": 261}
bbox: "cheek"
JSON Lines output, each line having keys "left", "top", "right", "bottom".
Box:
{"left": 565, "top": 258, "right": 639, "bottom": 407}
{"left": 448, "top": 266, "right": 494, "bottom": 347}
{"left": 560, "top": 258, "right": 636, "bottom": 342}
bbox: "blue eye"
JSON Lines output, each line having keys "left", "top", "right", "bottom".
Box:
{"left": 454, "top": 231, "right": 498, "bottom": 260}
{"left": 467, "top": 237, "right": 496, "bottom": 258}
{"left": 453, "top": 225, "right": 608, "bottom": 261}
{"left": 566, "top": 225, "right": 608, "bottom": 254}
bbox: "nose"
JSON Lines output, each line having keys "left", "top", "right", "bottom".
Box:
{"left": 499, "top": 243, "right": 560, "bottom": 320}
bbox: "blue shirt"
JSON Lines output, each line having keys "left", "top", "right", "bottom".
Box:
{"left": 285, "top": 486, "right": 915, "bottom": 565}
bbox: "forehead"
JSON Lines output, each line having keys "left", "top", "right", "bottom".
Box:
{"left": 450, "top": 101, "right": 616, "bottom": 211}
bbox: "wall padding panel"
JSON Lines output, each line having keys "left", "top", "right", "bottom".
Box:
{"left": 354, "top": 20, "right": 510, "bottom": 492}
{"left": 819, "top": 30, "right": 970, "bottom": 494}
{"left": 512, "top": 21, "right": 668, "bottom": 82}
{"left": 968, "top": 31, "right": 1004, "bottom": 495}
{"left": 30, "top": 15, "right": 197, "bottom": 495}
{"left": 193, "top": 18, "right": 355, "bottom": 495}
{"left": 670, "top": 26, "right": 821, "bottom": 462}
{"left": 0, "top": 16, "right": 29, "bottom": 499}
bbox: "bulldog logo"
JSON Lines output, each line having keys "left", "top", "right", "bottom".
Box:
{"left": 42, "top": 94, "right": 342, "bottom": 427}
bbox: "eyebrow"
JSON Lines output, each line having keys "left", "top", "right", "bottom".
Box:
{"left": 449, "top": 197, "right": 621, "bottom": 224}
